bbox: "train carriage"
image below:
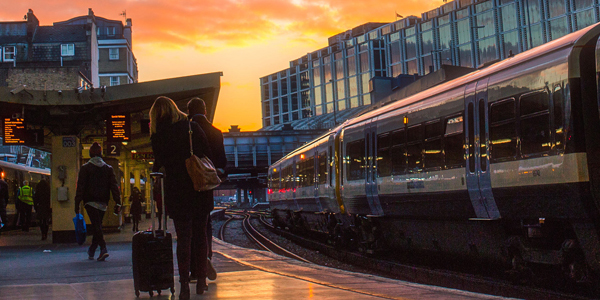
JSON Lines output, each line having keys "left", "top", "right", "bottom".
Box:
{"left": 269, "top": 23, "right": 600, "bottom": 283}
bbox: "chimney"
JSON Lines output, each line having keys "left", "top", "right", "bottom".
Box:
{"left": 124, "top": 18, "right": 133, "bottom": 50}
{"left": 229, "top": 125, "right": 240, "bottom": 133}
{"left": 26, "top": 9, "right": 39, "bottom": 41}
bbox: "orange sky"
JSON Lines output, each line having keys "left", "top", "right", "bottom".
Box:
{"left": 1, "top": 0, "right": 441, "bottom": 132}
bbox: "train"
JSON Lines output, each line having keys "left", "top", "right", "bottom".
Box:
{"left": 268, "top": 23, "right": 600, "bottom": 284}
{"left": 0, "top": 160, "right": 51, "bottom": 224}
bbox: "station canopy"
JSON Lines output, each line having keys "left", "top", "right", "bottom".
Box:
{"left": 0, "top": 72, "right": 222, "bottom": 153}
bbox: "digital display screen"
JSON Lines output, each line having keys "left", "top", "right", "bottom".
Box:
{"left": 131, "top": 152, "right": 154, "bottom": 160}
{"left": 107, "top": 114, "right": 131, "bottom": 142}
{"left": 2, "top": 118, "right": 26, "bottom": 145}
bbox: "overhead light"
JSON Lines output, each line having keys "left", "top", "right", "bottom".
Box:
{"left": 148, "top": 161, "right": 154, "bottom": 165}
{"left": 122, "top": 141, "right": 128, "bottom": 145}
{"left": 131, "top": 150, "right": 137, "bottom": 153}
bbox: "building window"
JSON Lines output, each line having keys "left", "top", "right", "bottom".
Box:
{"left": 107, "top": 26, "right": 116, "bottom": 36}
{"left": 110, "top": 76, "right": 120, "bottom": 86}
{"left": 61, "top": 44, "right": 74, "bottom": 56}
{"left": 4, "top": 46, "right": 15, "bottom": 61}
{"left": 109, "top": 48, "right": 119, "bottom": 60}
{"left": 96, "top": 27, "right": 101, "bottom": 36}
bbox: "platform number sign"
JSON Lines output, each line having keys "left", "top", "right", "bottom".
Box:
{"left": 107, "top": 142, "right": 121, "bottom": 156}
{"left": 62, "top": 137, "right": 76, "bottom": 148}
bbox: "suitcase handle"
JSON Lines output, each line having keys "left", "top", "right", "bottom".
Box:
{"left": 150, "top": 172, "right": 167, "bottom": 236}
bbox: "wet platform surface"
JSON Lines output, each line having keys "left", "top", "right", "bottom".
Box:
{"left": 0, "top": 218, "right": 514, "bottom": 300}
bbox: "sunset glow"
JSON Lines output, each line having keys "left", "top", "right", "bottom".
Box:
{"left": 0, "top": 0, "right": 441, "bottom": 131}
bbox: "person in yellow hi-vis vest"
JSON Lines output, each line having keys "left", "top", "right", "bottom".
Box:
{"left": 18, "top": 180, "right": 34, "bottom": 232}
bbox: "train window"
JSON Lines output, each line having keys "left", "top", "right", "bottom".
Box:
{"left": 520, "top": 91, "right": 549, "bottom": 116}
{"left": 444, "top": 115, "right": 465, "bottom": 168}
{"left": 270, "top": 169, "right": 280, "bottom": 190}
{"left": 468, "top": 103, "right": 475, "bottom": 172}
{"left": 377, "top": 133, "right": 392, "bottom": 177}
{"left": 490, "top": 99, "right": 517, "bottom": 161}
{"left": 390, "top": 129, "right": 406, "bottom": 175}
{"left": 407, "top": 125, "right": 423, "bottom": 173}
{"left": 318, "top": 152, "right": 328, "bottom": 184}
{"left": 297, "top": 155, "right": 315, "bottom": 187}
{"left": 553, "top": 86, "right": 564, "bottom": 150}
{"left": 424, "top": 120, "right": 442, "bottom": 139}
{"left": 490, "top": 99, "right": 515, "bottom": 123}
{"left": 347, "top": 139, "right": 366, "bottom": 180}
{"left": 520, "top": 91, "right": 551, "bottom": 155}
{"left": 479, "top": 100, "right": 487, "bottom": 172}
{"left": 424, "top": 120, "right": 443, "bottom": 169}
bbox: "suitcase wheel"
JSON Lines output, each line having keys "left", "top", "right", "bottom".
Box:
{"left": 149, "top": 290, "right": 153, "bottom": 297}
{"left": 135, "top": 290, "right": 140, "bottom": 297}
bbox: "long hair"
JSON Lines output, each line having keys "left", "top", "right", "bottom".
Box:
{"left": 149, "top": 96, "right": 188, "bottom": 134}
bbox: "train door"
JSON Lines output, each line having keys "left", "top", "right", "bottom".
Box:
{"left": 365, "top": 119, "right": 384, "bottom": 216}
{"left": 291, "top": 158, "right": 300, "bottom": 210}
{"left": 313, "top": 147, "right": 323, "bottom": 211}
{"left": 465, "top": 80, "right": 501, "bottom": 219}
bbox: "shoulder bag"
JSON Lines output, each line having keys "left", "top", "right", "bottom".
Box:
{"left": 185, "top": 121, "right": 221, "bottom": 191}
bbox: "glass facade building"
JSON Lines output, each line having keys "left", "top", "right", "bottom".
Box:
{"left": 261, "top": 0, "right": 600, "bottom": 129}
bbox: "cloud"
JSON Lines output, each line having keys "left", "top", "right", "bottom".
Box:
{"left": 2, "top": 0, "right": 440, "bottom": 51}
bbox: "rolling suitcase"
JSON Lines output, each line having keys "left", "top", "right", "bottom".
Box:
{"left": 132, "top": 172, "right": 175, "bottom": 297}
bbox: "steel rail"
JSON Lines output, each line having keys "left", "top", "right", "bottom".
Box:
{"left": 242, "top": 213, "right": 311, "bottom": 263}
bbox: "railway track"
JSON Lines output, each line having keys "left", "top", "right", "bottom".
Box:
{"left": 217, "top": 210, "right": 595, "bottom": 299}
{"left": 241, "top": 213, "right": 310, "bottom": 263}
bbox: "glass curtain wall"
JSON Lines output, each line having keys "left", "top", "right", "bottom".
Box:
{"left": 260, "top": 0, "right": 600, "bottom": 128}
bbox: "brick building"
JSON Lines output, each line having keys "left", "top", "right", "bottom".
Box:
{"left": 0, "top": 8, "right": 137, "bottom": 91}
{"left": 56, "top": 10, "right": 138, "bottom": 87}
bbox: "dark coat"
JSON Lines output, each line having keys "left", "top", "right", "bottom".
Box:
{"left": 0, "top": 179, "right": 8, "bottom": 205}
{"left": 190, "top": 114, "right": 227, "bottom": 170}
{"left": 130, "top": 191, "right": 143, "bottom": 217}
{"left": 190, "top": 114, "right": 227, "bottom": 208}
{"left": 151, "top": 119, "right": 212, "bottom": 219}
{"left": 33, "top": 179, "right": 51, "bottom": 219}
{"left": 75, "top": 158, "right": 121, "bottom": 210}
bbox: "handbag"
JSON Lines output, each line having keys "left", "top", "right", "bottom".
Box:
{"left": 73, "top": 213, "right": 87, "bottom": 245}
{"left": 185, "top": 121, "right": 221, "bottom": 191}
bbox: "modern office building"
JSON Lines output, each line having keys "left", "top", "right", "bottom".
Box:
{"left": 261, "top": 0, "right": 600, "bottom": 130}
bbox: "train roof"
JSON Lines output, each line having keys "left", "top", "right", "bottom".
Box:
{"left": 0, "top": 161, "right": 51, "bottom": 176}
{"left": 347, "top": 22, "right": 600, "bottom": 128}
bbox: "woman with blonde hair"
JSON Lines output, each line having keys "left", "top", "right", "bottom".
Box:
{"left": 149, "top": 96, "right": 212, "bottom": 299}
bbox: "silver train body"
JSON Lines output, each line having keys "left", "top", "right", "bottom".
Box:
{"left": 0, "top": 160, "right": 50, "bottom": 202}
{"left": 268, "top": 23, "right": 600, "bottom": 279}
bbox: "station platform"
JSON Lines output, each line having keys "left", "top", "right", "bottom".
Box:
{"left": 0, "top": 218, "right": 513, "bottom": 300}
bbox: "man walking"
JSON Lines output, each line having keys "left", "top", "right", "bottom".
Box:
{"left": 18, "top": 180, "right": 34, "bottom": 232}
{"left": 33, "top": 178, "right": 51, "bottom": 240}
{"left": 188, "top": 97, "right": 227, "bottom": 284}
{"left": 75, "top": 142, "right": 121, "bottom": 261}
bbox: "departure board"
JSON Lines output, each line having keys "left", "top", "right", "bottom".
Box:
{"left": 2, "top": 118, "right": 26, "bottom": 145}
{"left": 131, "top": 152, "right": 154, "bottom": 160}
{"left": 107, "top": 114, "right": 131, "bottom": 142}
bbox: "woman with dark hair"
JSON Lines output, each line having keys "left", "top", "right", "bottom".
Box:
{"left": 130, "top": 187, "right": 143, "bottom": 232}
{"left": 149, "top": 96, "right": 212, "bottom": 300}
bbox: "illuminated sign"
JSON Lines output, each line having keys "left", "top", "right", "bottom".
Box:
{"left": 132, "top": 152, "right": 154, "bottom": 160}
{"left": 107, "top": 114, "right": 131, "bottom": 142}
{"left": 2, "top": 118, "right": 26, "bottom": 145}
